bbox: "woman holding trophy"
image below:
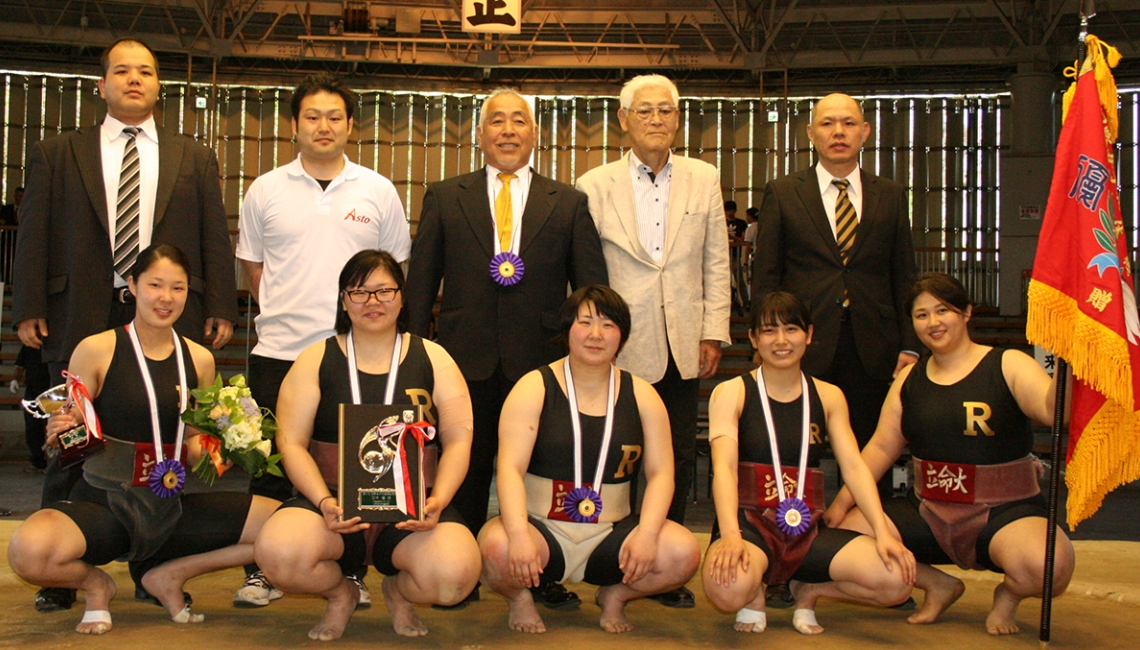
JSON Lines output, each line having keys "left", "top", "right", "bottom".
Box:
{"left": 479, "top": 285, "right": 701, "bottom": 634}
{"left": 253, "top": 249, "right": 480, "bottom": 641}
{"left": 6, "top": 244, "right": 280, "bottom": 635}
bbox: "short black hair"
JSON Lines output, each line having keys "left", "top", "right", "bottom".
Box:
{"left": 906, "top": 272, "right": 972, "bottom": 316}
{"left": 291, "top": 72, "right": 356, "bottom": 121}
{"left": 130, "top": 243, "right": 191, "bottom": 282}
{"left": 745, "top": 206, "right": 759, "bottom": 220}
{"left": 750, "top": 291, "right": 811, "bottom": 333}
{"left": 100, "top": 38, "right": 159, "bottom": 77}
{"left": 334, "top": 249, "right": 405, "bottom": 334}
{"left": 556, "top": 285, "right": 632, "bottom": 354}
{"left": 724, "top": 200, "right": 738, "bottom": 211}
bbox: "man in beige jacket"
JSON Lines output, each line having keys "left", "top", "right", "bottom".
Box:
{"left": 576, "top": 74, "right": 731, "bottom": 608}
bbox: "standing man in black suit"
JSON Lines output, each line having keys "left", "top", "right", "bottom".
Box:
{"left": 752, "top": 92, "right": 919, "bottom": 455}
{"left": 12, "top": 37, "right": 237, "bottom": 612}
{"left": 405, "top": 88, "right": 607, "bottom": 609}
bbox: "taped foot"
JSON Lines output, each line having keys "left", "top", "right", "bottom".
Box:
{"left": 734, "top": 607, "right": 767, "bottom": 633}
{"left": 792, "top": 608, "right": 823, "bottom": 635}
{"left": 76, "top": 609, "right": 112, "bottom": 635}
{"left": 171, "top": 605, "right": 204, "bottom": 624}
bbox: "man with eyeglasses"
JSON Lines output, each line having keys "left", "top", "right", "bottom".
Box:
{"left": 576, "top": 74, "right": 731, "bottom": 609}
{"left": 405, "top": 87, "right": 607, "bottom": 611}
{"left": 234, "top": 72, "right": 410, "bottom": 608}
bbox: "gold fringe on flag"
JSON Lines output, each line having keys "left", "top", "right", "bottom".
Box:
{"left": 1065, "top": 399, "right": 1140, "bottom": 527}
{"left": 1027, "top": 280, "right": 1135, "bottom": 411}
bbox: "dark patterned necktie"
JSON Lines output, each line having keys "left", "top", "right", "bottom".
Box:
{"left": 833, "top": 178, "right": 856, "bottom": 260}
{"left": 113, "top": 126, "right": 141, "bottom": 278}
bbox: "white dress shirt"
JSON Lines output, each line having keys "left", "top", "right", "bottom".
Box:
{"left": 101, "top": 114, "right": 159, "bottom": 286}
{"left": 815, "top": 164, "right": 863, "bottom": 239}
{"left": 628, "top": 151, "right": 672, "bottom": 265}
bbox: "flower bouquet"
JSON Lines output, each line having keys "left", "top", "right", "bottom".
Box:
{"left": 181, "top": 374, "right": 282, "bottom": 484}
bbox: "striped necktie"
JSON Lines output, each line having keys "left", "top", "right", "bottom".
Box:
{"left": 833, "top": 178, "right": 857, "bottom": 260}
{"left": 113, "top": 126, "right": 141, "bottom": 278}
{"left": 495, "top": 172, "right": 516, "bottom": 251}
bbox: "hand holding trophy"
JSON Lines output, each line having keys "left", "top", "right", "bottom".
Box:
{"left": 22, "top": 373, "right": 105, "bottom": 468}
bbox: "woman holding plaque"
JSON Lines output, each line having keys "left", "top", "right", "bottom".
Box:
{"left": 823, "top": 273, "right": 1075, "bottom": 635}
{"left": 702, "top": 291, "right": 915, "bottom": 636}
{"left": 7, "top": 244, "right": 280, "bottom": 635}
{"left": 254, "top": 249, "right": 479, "bottom": 640}
{"left": 479, "top": 285, "right": 701, "bottom": 634}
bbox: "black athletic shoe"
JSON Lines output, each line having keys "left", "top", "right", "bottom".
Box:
{"left": 432, "top": 585, "right": 480, "bottom": 611}
{"left": 531, "top": 582, "right": 581, "bottom": 611}
{"left": 35, "top": 587, "right": 76, "bottom": 613}
{"left": 134, "top": 586, "right": 194, "bottom": 607}
{"left": 647, "top": 585, "right": 696, "bottom": 609}
{"left": 766, "top": 582, "right": 795, "bottom": 609}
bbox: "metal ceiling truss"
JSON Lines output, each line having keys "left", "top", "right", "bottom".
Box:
{"left": 0, "top": 0, "right": 1138, "bottom": 92}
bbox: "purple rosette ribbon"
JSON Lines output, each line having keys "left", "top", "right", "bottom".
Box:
{"left": 563, "top": 486, "right": 602, "bottom": 523}
{"left": 775, "top": 497, "right": 811, "bottom": 536}
{"left": 149, "top": 458, "right": 186, "bottom": 498}
{"left": 489, "top": 252, "right": 525, "bottom": 286}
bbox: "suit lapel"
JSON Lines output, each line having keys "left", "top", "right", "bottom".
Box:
{"left": 662, "top": 157, "right": 689, "bottom": 265}
{"left": 73, "top": 127, "right": 110, "bottom": 234}
{"left": 848, "top": 169, "right": 880, "bottom": 261}
{"left": 795, "top": 166, "right": 843, "bottom": 264}
{"left": 519, "top": 173, "right": 556, "bottom": 256}
{"left": 458, "top": 168, "right": 495, "bottom": 258}
{"left": 154, "top": 129, "right": 184, "bottom": 227}
{"left": 608, "top": 154, "right": 656, "bottom": 266}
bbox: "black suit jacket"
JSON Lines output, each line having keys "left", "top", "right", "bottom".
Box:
{"left": 13, "top": 125, "right": 238, "bottom": 364}
{"left": 405, "top": 168, "right": 608, "bottom": 383}
{"left": 751, "top": 165, "right": 919, "bottom": 381}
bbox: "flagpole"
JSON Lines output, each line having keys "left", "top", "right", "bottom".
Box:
{"left": 1040, "top": 6, "right": 1094, "bottom": 645}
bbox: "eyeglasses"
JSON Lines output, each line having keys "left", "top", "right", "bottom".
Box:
{"left": 629, "top": 105, "right": 678, "bottom": 120}
{"left": 344, "top": 288, "right": 400, "bottom": 304}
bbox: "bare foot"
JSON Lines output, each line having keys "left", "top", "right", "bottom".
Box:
{"left": 506, "top": 587, "right": 546, "bottom": 633}
{"left": 908, "top": 571, "right": 965, "bottom": 624}
{"left": 76, "top": 570, "right": 117, "bottom": 635}
{"left": 596, "top": 586, "right": 633, "bottom": 634}
{"left": 734, "top": 592, "right": 767, "bottom": 633}
{"left": 790, "top": 581, "right": 823, "bottom": 635}
{"left": 140, "top": 563, "right": 189, "bottom": 620}
{"left": 985, "top": 582, "right": 1022, "bottom": 636}
{"left": 309, "top": 576, "right": 360, "bottom": 641}
{"left": 381, "top": 576, "right": 428, "bottom": 637}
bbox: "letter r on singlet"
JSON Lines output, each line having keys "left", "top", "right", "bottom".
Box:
{"left": 405, "top": 388, "right": 436, "bottom": 426}
{"left": 614, "top": 445, "right": 642, "bottom": 478}
{"left": 962, "top": 401, "right": 996, "bottom": 436}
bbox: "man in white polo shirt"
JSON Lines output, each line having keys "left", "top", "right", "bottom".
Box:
{"left": 234, "top": 71, "right": 411, "bottom": 608}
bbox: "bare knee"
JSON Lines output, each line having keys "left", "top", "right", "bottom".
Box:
{"left": 478, "top": 528, "right": 511, "bottom": 585}
{"left": 255, "top": 527, "right": 324, "bottom": 590}
{"left": 8, "top": 511, "right": 81, "bottom": 581}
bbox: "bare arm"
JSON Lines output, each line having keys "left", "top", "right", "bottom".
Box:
{"left": 706, "top": 378, "right": 751, "bottom": 585}
{"left": 496, "top": 369, "right": 546, "bottom": 586}
{"left": 1003, "top": 349, "right": 1069, "bottom": 426}
{"left": 240, "top": 259, "right": 263, "bottom": 304}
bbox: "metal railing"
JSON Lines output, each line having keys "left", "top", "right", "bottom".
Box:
{"left": 914, "top": 246, "right": 1000, "bottom": 307}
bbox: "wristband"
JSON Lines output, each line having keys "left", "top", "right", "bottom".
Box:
{"left": 318, "top": 495, "right": 335, "bottom": 509}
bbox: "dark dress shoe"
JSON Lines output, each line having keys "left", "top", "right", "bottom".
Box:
{"left": 35, "top": 587, "right": 76, "bottom": 612}
{"left": 766, "top": 582, "right": 795, "bottom": 609}
{"left": 134, "top": 586, "right": 193, "bottom": 607}
{"left": 647, "top": 585, "right": 695, "bottom": 609}
{"left": 891, "top": 596, "right": 918, "bottom": 610}
{"left": 432, "top": 585, "right": 480, "bottom": 611}
{"left": 531, "top": 582, "right": 581, "bottom": 611}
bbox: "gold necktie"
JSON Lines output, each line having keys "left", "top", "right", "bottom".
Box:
{"left": 833, "top": 178, "right": 857, "bottom": 260}
{"left": 495, "top": 173, "right": 517, "bottom": 251}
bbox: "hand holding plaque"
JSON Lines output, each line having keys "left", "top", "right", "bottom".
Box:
{"left": 339, "top": 404, "right": 435, "bottom": 523}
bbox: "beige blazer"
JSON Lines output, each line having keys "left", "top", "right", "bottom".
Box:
{"left": 576, "top": 153, "right": 731, "bottom": 383}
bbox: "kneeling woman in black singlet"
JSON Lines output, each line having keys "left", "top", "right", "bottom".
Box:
{"left": 824, "top": 272, "right": 1075, "bottom": 635}
{"left": 7, "top": 244, "right": 280, "bottom": 636}
{"left": 702, "top": 291, "right": 915, "bottom": 636}
{"left": 479, "top": 285, "right": 701, "bottom": 635}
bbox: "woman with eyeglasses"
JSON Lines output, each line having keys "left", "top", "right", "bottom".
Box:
{"left": 254, "top": 249, "right": 479, "bottom": 640}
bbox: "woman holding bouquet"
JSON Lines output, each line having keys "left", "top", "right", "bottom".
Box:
{"left": 254, "top": 249, "right": 479, "bottom": 641}
{"left": 7, "top": 244, "right": 280, "bottom": 635}
{"left": 701, "top": 291, "right": 914, "bottom": 635}
{"left": 478, "top": 285, "right": 701, "bottom": 634}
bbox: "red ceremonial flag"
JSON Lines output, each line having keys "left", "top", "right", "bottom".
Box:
{"left": 1026, "top": 35, "right": 1140, "bottom": 528}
